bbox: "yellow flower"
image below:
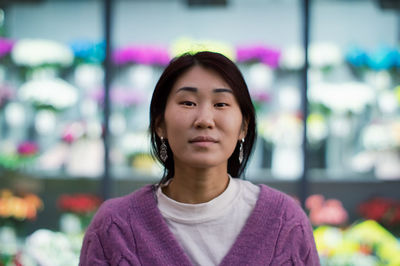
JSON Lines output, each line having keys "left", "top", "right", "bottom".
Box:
{"left": 170, "top": 37, "right": 235, "bottom": 61}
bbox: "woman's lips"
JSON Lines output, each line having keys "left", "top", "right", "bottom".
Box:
{"left": 189, "top": 136, "right": 218, "bottom": 143}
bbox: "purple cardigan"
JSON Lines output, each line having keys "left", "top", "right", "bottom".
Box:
{"left": 79, "top": 184, "right": 320, "bottom": 265}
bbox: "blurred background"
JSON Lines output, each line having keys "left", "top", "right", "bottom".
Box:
{"left": 0, "top": 0, "right": 399, "bottom": 265}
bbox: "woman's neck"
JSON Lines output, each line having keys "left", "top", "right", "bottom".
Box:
{"left": 162, "top": 166, "right": 229, "bottom": 204}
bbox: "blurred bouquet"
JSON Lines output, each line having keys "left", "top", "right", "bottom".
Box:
{"left": 11, "top": 39, "right": 73, "bottom": 68}
{"left": 236, "top": 45, "right": 280, "bottom": 68}
{"left": 358, "top": 197, "right": 400, "bottom": 236}
{"left": 314, "top": 220, "right": 400, "bottom": 266}
{"left": 170, "top": 37, "right": 235, "bottom": 60}
{"left": 0, "top": 189, "right": 43, "bottom": 226}
{"left": 306, "top": 194, "right": 348, "bottom": 227}
{"left": 70, "top": 39, "right": 105, "bottom": 65}
{"left": 58, "top": 193, "right": 102, "bottom": 233}
{"left": 0, "top": 37, "right": 14, "bottom": 60}
{"left": 113, "top": 45, "right": 170, "bottom": 66}
{"left": 0, "top": 140, "right": 39, "bottom": 170}
{"left": 0, "top": 188, "right": 43, "bottom": 261}
{"left": 16, "top": 229, "right": 82, "bottom": 266}
{"left": 58, "top": 193, "right": 101, "bottom": 215}
{"left": 18, "top": 78, "right": 78, "bottom": 112}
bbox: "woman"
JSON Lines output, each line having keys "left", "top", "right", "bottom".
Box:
{"left": 79, "top": 51, "right": 320, "bottom": 265}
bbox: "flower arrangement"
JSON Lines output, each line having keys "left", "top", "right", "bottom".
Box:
{"left": 306, "top": 194, "right": 348, "bottom": 226}
{"left": 58, "top": 193, "right": 102, "bottom": 215}
{"left": 0, "top": 37, "right": 14, "bottom": 60}
{"left": 69, "top": 39, "right": 105, "bottom": 64}
{"left": 358, "top": 197, "right": 400, "bottom": 235}
{"left": 11, "top": 38, "right": 74, "bottom": 68}
{"left": 18, "top": 78, "right": 78, "bottom": 111}
{"left": 90, "top": 86, "right": 146, "bottom": 107}
{"left": 314, "top": 220, "right": 400, "bottom": 265}
{"left": 0, "top": 141, "right": 39, "bottom": 170}
{"left": 20, "top": 229, "right": 82, "bottom": 266}
{"left": 347, "top": 45, "right": 400, "bottom": 71}
{"left": 170, "top": 37, "right": 236, "bottom": 61}
{"left": 58, "top": 193, "right": 102, "bottom": 231}
{"left": 0, "top": 189, "right": 43, "bottom": 226}
{"left": 236, "top": 45, "right": 280, "bottom": 68}
{"left": 113, "top": 45, "right": 170, "bottom": 66}
{"left": 308, "top": 81, "right": 374, "bottom": 115}
{"left": 279, "top": 42, "right": 343, "bottom": 71}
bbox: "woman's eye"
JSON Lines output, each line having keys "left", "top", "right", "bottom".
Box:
{"left": 215, "top": 103, "right": 228, "bottom": 108}
{"left": 180, "top": 101, "right": 196, "bottom": 107}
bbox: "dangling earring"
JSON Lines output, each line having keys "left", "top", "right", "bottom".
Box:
{"left": 239, "top": 138, "right": 244, "bottom": 164}
{"left": 160, "top": 137, "right": 168, "bottom": 162}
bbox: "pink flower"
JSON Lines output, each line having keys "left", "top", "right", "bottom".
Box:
{"left": 113, "top": 46, "right": 170, "bottom": 66}
{"left": 17, "top": 141, "right": 39, "bottom": 156}
{"left": 0, "top": 38, "right": 14, "bottom": 58}
{"left": 236, "top": 45, "right": 281, "bottom": 68}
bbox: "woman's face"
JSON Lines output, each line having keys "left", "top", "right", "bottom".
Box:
{"left": 158, "top": 65, "right": 246, "bottom": 170}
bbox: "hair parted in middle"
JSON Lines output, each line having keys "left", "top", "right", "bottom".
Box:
{"left": 149, "top": 51, "right": 257, "bottom": 184}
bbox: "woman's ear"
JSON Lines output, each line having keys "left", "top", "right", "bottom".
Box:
{"left": 155, "top": 117, "right": 166, "bottom": 138}
{"left": 239, "top": 118, "right": 248, "bottom": 140}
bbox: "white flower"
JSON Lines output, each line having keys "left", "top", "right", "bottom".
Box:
{"left": 18, "top": 78, "right": 78, "bottom": 110}
{"left": 309, "top": 42, "right": 342, "bottom": 68}
{"left": 309, "top": 82, "right": 374, "bottom": 114}
{"left": 12, "top": 39, "right": 74, "bottom": 67}
{"left": 280, "top": 42, "right": 343, "bottom": 70}
{"left": 280, "top": 45, "right": 304, "bottom": 70}
{"left": 24, "top": 229, "right": 81, "bottom": 266}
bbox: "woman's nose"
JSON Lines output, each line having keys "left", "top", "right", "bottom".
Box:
{"left": 193, "top": 105, "right": 215, "bottom": 129}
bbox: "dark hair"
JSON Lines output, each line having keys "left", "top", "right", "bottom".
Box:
{"left": 149, "top": 51, "right": 256, "bottom": 184}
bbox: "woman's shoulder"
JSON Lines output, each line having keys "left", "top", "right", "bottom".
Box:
{"left": 257, "top": 184, "right": 307, "bottom": 222}
{"left": 87, "top": 185, "right": 155, "bottom": 231}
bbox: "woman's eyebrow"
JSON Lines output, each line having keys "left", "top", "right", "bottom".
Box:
{"left": 176, "top": 86, "right": 197, "bottom": 93}
{"left": 175, "top": 87, "right": 233, "bottom": 94}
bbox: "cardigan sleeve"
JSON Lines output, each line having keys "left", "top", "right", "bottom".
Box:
{"left": 271, "top": 194, "right": 320, "bottom": 266}
{"left": 79, "top": 231, "right": 109, "bottom": 266}
{"left": 79, "top": 197, "right": 142, "bottom": 266}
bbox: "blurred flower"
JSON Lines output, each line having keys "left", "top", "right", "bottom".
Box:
{"left": 170, "top": 37, "right": 235, "bottom": 61}
{"left": 306, "top": 194, "right": 348, "bottom": 226}
{"left": 90, "top": 87, "right": 145, "bottom": 106}
{"left": 359, "top": 198, "right": 400, "bottom": 228}
{"left": 309, "top": 42, "right": 343, "bottom": 69}
{"left": 17, "top": 141, "right": 39, "bottom": 157}
{"left": 0, "top": 189, "right": 43, "bottom": 221}
{"left": 366, "top": 45, "right": 399, "bottom": 70}
{"left": 279, "top": 45, "right": 304, "bottom": 70}
{"left": 0, "top": 85, "right": 14, "bottom": 108}
{"left": 23, "top": 229, "right": 81, "bottom": 266}
{"left": 307, "top": 113, "right": 328, "bottom": 144}
{"left": 58, "top": 193, "right": 102, "bottom": 215}
{"left": 308, "top": 81, "right": 374, "bottom": 114}
{"left": 0, "top": 37, "right": 14, "bottom": 58}
{"left": 236, "top": 45, "right": 280, "bottom": 68}
{"left": 61, "top": 122, "right": 86, "bottom": 144}
{"left": 361, "top": 120, "right": 400, "bottom": 150}
{"left": 314, "top": 220, "right": 400, "bottom": 265}
{"left": 280, "top": 42, "right": 342, "bottom": 70}
{"left": 11, "top": 39, "right": 74, "bottom": 67}
{"left": 113, "top": 45, "right": 170, "bottom": 66}
{"left": 69, "top": 39, "right": 105, "bottom": 64}
{"left": 18, "top": 78, "right": 78, "bottom": 111}
{"left": 346, "top": 45, "right": 368, "bottom": 68}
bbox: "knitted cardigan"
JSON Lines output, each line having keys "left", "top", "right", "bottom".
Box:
{"left": 79, "top": 184, "right": 320, "bottom": 266}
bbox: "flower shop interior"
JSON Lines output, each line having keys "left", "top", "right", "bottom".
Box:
{"left": 0, "top": 0, "right": 400, "bottom": 264}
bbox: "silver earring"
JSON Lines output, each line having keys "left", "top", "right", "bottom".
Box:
{"left": 160, "top": 137, "right": 168, "bottom": 162}
{"left": 239, "top": 138, "right": 244, "bottom": 164}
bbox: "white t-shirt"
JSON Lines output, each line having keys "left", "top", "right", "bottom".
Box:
{"left": 156, "top": 176, "right": 260, "bottom": 266}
